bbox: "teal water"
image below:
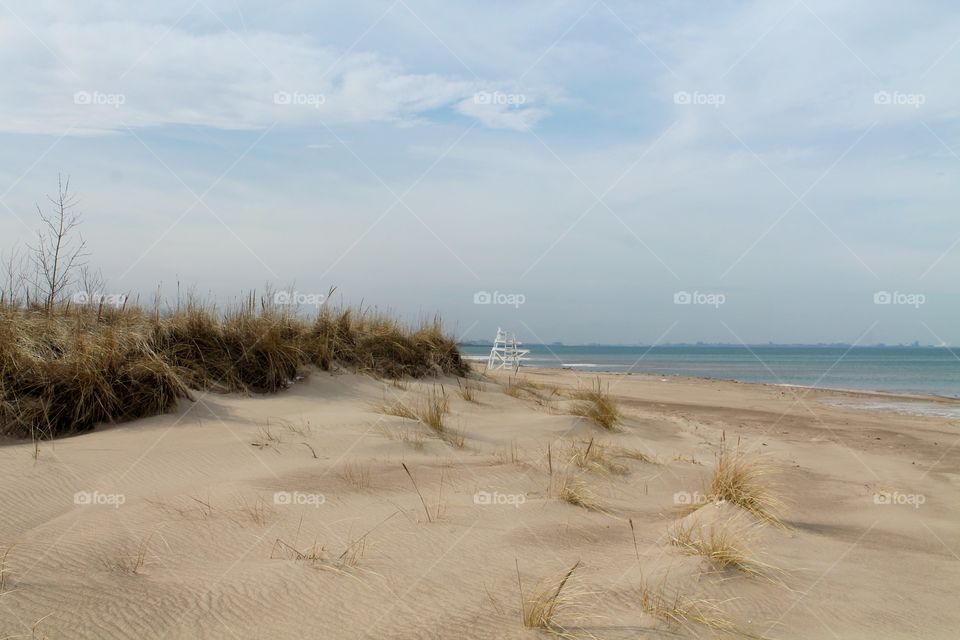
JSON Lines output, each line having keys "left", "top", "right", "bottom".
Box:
{"left": 460, "top": 345, "right": 960, "bottom": 399}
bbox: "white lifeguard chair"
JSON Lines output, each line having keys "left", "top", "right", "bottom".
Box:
{"left": 485, "top": 328, "right": 529, "bottom": 372}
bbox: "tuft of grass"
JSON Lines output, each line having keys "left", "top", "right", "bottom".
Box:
{"left": 339, "top": 461, "right": 372, "bottom": 489}
{"left": 418, "top": 386, "right": 449, "bottom": 434}
{"left": 569, "top": 379, "right": 622, "bottom": 431}
{"left": 503, "top": 377, "right": 541, "bottom": 398}
{"left": 607, "top": 445, "right": 657, "bottom": 464}
{"left": 379, "top": 398, "right": 417, "bottom": 421}
{"left": 638, "top": 577, "right": 743, "bottom": 635}
{"left": 669, "top": 518, "right": 782, "bottom": 581}
{"left": 457, "top": 378, "right": 482, "bottom": 402}
{"left": 235, "top": 496, "right": 272, "bottom": 526}
{"left": 567, "top": 438, "right": 628, "bottom": 475}
{"left": 376, "top": 424, "right": 425, "bottom": 451}
{"left": 378, "top": 386, "right": 452, "bottom": 440}
{"left": 698, "top": 433, "right": 784, "bottom": 527}
{"left": 557, "top": 475, "right": 606, "bottom": 512}
{"left": 518, "top": 560, "right": 585, "bottom": 633}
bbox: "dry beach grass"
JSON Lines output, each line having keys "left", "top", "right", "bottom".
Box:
{"left": 0, "top": 298, "right": 466, "bottom": 440}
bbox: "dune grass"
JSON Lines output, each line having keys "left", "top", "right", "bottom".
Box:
{"left": 669, "top": 518, "right": 782, "bottom": 581}
{"left": 557, "top": 475, "right": 607, "bottom": 512}
{"left": 502, "top": 376, "right": 541, "bottom": 398}
{"left": 457, "top": 378, "right": 482, "bottom": 402}
{"left": 234, "top": 496, "right": 272, "bottom": 526}
{"left": 378, "top": 386, "right": 463, "bottom": 449}
{"left": 638, "top": 577, "right": 744, "bottom": 636}
{"left": 339, "top": 461, "right": 372, "bottom": 489}
{"left": 698, "top": 434, "right": 785, "bottom": 527}
{"left": 518, "top": 560, "right": 585, "bottom": 634}
{"left": 379, "top": 399, "right": 418, "bottom": 421}
{"left": 417, "top": 386, "right": 449, "bottom": 434}
{"left": 569, "top": 379, "right": 622, "bottom": 431}
{"left": 567, "top": 438, "right": 628, "bottom": 476}
{"left": 0, "top": 298, "right": 466, "bottom": 439}
{"left": 379, "top": 386, "right": 450, "bottom": 433}
{"left": 376, "top": 424, "right": 426, "bottom": 451}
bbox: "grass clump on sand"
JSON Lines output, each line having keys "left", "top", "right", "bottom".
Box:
{"left": 556, "top": 475, "right": 607, "bottom": 513}
{"left": 567, "top": 438, "right": 627, "bottom": 476}
{"left": 0, "top": 305, "right": 190, "bottom": 439}
{"left": 638, "top": 577, "right": 748, "bottom": 636}
{"left": 569, "top": 378, "right": 622, "bottom": 431}
{"left": 0, "top": 297, "right": 467, "bottom": 439}
{"left": 502, "top": 376, "right": 541, "bottom": 398}
{"left": 457, "top": 378, "right": 482, "bottom": 402}
{"left": 379, "top": 386, "right": 449, "bottom": 434}
{"left": 379, "top": 386, "right": 463, "bottom": 447}
{"left": 669, "top": 518, "right": 782, "bottom": 581}
{"left": 518, "top": 560, "right": 586, "bottom": 634}
{"left": 695, "top": 434, "right": 785, "bottom": 527}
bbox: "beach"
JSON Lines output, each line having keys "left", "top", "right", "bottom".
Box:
{"left": 1, "top": 367, "right": 958, "bottom": 639}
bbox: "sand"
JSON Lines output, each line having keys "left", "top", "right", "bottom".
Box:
{"left": 1, "top": 367, "right": 958, "bottom": 639}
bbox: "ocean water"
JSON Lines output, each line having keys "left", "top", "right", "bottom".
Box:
{"left": 460, "top": 345, "right": 960, "bottom": 399}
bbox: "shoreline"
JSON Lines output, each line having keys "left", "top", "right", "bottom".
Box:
{"left": 507, "top": 364, "right": 960, "bottom": 408}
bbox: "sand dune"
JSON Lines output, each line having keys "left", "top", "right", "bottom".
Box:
{"left": 1, "top": 368, "right": 958, "bottom": 639}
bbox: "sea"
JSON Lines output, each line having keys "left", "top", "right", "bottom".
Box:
{"left": 459, "top": 344, "right": 960, "bottom": 401}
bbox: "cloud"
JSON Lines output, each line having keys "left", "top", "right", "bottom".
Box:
{"left": 455, "top": 92, "right": 549, "bottom": 131}
{"left": 0, "top": 18, "right": 551, "bottom": 135}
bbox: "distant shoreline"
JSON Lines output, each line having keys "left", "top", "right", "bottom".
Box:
{"left": 461, "top": 344, "right": 960, "bottom": 399}
{"left": 460, "top": 343, "right": 950, "bottom": 349}
{"left": 468, "top": 361, "right": 960, "bottom": 411}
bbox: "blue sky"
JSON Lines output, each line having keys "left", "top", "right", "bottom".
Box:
{"left": 1, "top": 0, "right": 958, "bottom": 345}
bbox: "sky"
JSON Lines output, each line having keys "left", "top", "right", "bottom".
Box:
{"left": 0, "top": 0, "right": 958, "bottom": 346}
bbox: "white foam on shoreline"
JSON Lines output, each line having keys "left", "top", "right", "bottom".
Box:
{"left": 822, "top": 398, "right": 960, "bottom": 419}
